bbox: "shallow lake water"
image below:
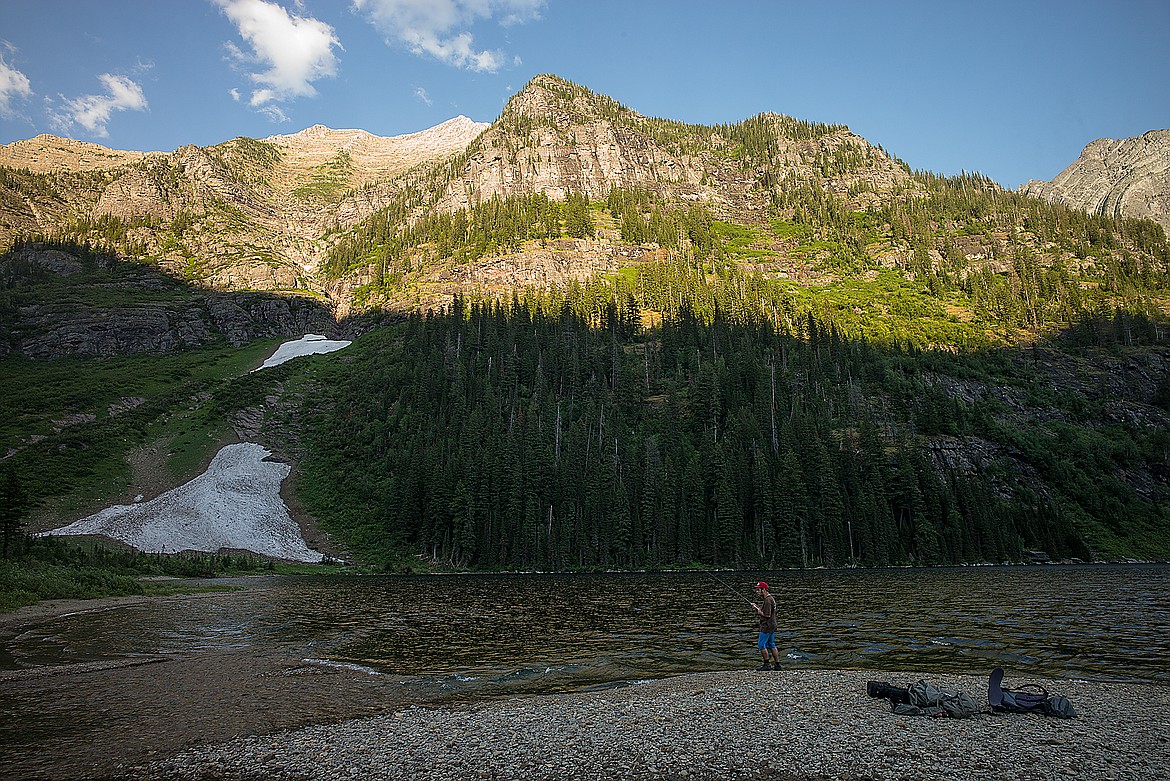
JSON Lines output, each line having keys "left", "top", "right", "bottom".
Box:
{"left": 5, "top": 565, "right": 1168, "bottom": 698}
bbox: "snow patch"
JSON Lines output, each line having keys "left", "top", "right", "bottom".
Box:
{"left": 255, "top": 334, "right": 351, "bottom": 371}
{"left": 41, "top": 442, "right": 324, "bottom": 562}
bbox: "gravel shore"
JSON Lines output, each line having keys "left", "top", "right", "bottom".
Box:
{"left": 123, "top": 669, "right": 1170, "bottom": 781}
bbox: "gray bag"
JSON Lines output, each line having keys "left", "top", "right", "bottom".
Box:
{"left": 892, "top": 680, "right": 979, "bottom": 719}
{"left": 1043, "top": 694, "right": 1077, "bottom": 719}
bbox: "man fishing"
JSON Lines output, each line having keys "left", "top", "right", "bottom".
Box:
{"left": 752, "top": 581, "right": 781, "bottom": 671}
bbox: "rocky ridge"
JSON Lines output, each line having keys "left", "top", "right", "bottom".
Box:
{"left": 1022, "top": 129, "right": 1170, "bottom": 235}
{"left": 437, "top": 74, "right": 914, "bottom": 221}
{"left": 0, "top": 117, "right": 487, "bottom": 298}
{"left": 265, "top": 116, "right": 488, "bottom": 183}
{"left": 2, "top": 75, "right": 918, "bottom": 315}
{"left": 0, "top": 134, "right": 149, "bottom": 172}
{"left": 2, "top": 75, "right": 1168, "bottom": 338}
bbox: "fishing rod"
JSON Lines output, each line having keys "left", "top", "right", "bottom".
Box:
{"left": 707, "top": 572, "right": 756, "bottom": 606}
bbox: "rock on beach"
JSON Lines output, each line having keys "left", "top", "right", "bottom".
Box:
{"left": 126, "top": 669, "right": 1170, "bottom": 781}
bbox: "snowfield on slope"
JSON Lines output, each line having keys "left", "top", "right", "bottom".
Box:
{"left": 254, "top": 334, "right": 351, "bottom": 370}
{"left": 42, "top": 442, "right": 324, "bottom": 562}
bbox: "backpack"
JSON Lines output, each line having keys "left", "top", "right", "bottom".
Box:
{"left": 891, "top": 680, "right": 979, "bottom": 719}
{"left": 988, "top": 668, "right": 1077, "bottom": 719}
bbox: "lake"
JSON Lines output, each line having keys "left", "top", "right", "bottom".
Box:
{"left": 5, "top": 565, "right": 1168, "bottom": 696}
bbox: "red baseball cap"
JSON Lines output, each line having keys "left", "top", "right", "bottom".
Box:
{"left": 755, "top": 581, "right": 768, "bottom": 589}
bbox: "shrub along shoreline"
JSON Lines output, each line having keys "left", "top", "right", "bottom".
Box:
{"left": 0, "top": 535, "right": 275, "bottom": 612}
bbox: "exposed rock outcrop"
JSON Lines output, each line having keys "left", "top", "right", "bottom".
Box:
{"left": 0, "top": 243, "right": 341, "bottom": 359}
{"left": 93, "top": 163, "right": 178, "bottom": 222}
{"left": 9, "top": 294, "right": 341, "bottom": 359}
{"left": 1022, "top": 129, "right": 1170, "bottom": 235}
{"left": 0, "top": 134, "right": 148, "bottom": 172}
{"left": 437, "top": 75, "right": 913, "bottom": 220}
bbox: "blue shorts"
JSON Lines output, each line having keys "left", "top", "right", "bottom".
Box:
{"left": 757, "top": 632, "right": 777, "bottom": 650}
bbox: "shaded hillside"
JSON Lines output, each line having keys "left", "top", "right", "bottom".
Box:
{"left": 0, "top": 241, "right": 347, "bottom": 359}
{"left": 3, "top": 244, "right": 1167, "bottom": 568}
{"left": 0, "top": 240, "right": 390, "bottom": 537}
{"left": 296, "top": 285, "right": 1170, "bottom": 570}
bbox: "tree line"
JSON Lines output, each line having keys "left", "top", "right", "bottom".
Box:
{"left": 298, "top": 276, "right": 1169, "bottom": 571}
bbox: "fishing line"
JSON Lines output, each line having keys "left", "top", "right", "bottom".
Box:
{"left": 707, "top": 573, "right": 755, "bottom": 606}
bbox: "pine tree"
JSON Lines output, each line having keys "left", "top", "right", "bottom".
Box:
{"left": 1, "top": 466, "right": 29, "bottom": 559}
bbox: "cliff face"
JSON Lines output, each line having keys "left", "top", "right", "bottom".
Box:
{"left": 313, "top": 74, "right": 920, "bottom": 310}
{"left": 436, "top": 75, "right": 914, "bottom": 221}
{"left": 446, "top": 79, "right": 711, "bottom": 207}
{"left": 1022, "top": 129, "right": 1170, "bottom": 235}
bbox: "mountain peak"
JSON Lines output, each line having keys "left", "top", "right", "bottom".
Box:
{"left": 265, "top": 117, "right": 488, "bottom": 151}
{"left": 500, "top": 73, "right": 634, "bottom": 130}
{"left": 0, "top": 134, "right": 150, "bottom": 173}
{"left": 421, "top": 116, "right": 490, "bottom": 143}
{"left": 1022, "top": 128, "right": 1170, "bottom": 233}
{"left": 517, "top": 73, "right": 621, "bottom": 104}
{"left": 525, "top": 73, "right": 576, "bottom": 90}
{"left": 265, "top": 124, "right": 373, "bottom": 146}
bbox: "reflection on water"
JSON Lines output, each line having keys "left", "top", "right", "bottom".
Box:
{"left": 4, "top": 566, "right": 1168, "bottom": 696}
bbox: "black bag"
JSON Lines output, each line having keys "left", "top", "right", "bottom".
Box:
{"left": 988, "top": 668, "right": 1077, "bottom": 719}
{"left": 1044, "top": 694, "right": 1078, "bottom": 719}
{"left": 866, "top": 680, "right": 910, "bottom": 704}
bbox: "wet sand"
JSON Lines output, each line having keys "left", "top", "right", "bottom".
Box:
{"left": 2, "top": 636, "right": 448, "bottom": 780}
{"left": 0, "top": 587, "right": 443, "bottom": 780}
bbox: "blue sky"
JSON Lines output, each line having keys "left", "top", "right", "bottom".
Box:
{"left": 0, "top": 0, "right": 1167, "bottom": 189}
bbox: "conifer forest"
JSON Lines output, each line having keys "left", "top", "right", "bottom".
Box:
{"left": 298, "top": 257, "right": 1170, "bottom": 571}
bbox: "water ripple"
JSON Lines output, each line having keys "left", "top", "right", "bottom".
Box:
{"left": 4, "top": 565, "right": 1168, "bottom": 695}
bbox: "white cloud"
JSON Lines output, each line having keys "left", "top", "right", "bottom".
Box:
{"left": 230, "top": 87, "right": 242, "bottom": 101}
{"left": 259, "top": 103, "right": 290, "bottom": 123}
{"left": 414, "top": 85, "right": 432, "bottom": 106}
{"left": 216, "top": 0, "right": 341, "bottom": 110}
{"left": 52, "top": 74, "right": 148, "bottom": 137}
{"left": 353, "top": 0, "right": 544, "bottom": 72}
{"left": 0, "top": 50, "right": 33, "bottom": 118}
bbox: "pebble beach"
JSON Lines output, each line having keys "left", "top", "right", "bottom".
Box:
{"left": 123, "top": 669, "right": 1170, "bottom": 781}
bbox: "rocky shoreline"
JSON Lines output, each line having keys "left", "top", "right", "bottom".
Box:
{"left": 5, "top": 589, "right": 1169, "bottom": 780}
{"left": 121, "top": 669, "right": 1169, "bottom": 781}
